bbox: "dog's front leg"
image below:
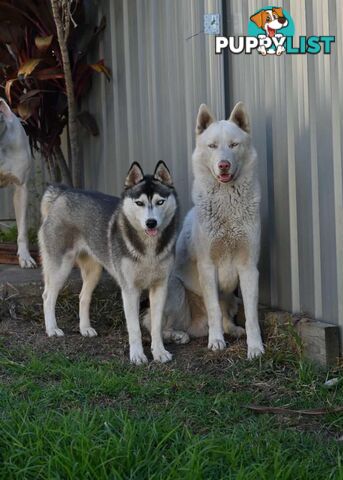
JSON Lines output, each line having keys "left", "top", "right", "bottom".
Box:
{"left": 238, "top": 265, "right": 264, "bottom": 359}
{"left": 197, "top": 260, "right": 226, "bottom": 350}
{"left": 121, "top": 287, "right": 148, "bottom": 365}
{"left": 13, "top": 183, "right": 36, "bottom": 268}
{"left": 149, "top": 282, "right": 172, "bottom": 363}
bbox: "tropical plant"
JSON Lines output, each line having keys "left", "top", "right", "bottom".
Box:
{"left": 0, "top": 0, "right": 110, "bottom": 187}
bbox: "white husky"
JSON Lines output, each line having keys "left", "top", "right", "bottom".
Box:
{"left": 0, "top": 98, "right": 36, "bottom": 268}
{"left": 145, "top": 102, "right": 264, "bottom": 359}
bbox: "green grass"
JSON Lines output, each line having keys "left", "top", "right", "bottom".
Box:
{"left": 0, "top": 225, "right": 38, "bottom": 245}
{"left": 0, "top": 340, "right": 342, "bottom": 480}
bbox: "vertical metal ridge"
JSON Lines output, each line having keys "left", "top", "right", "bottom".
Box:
{"left": 108, "top": 0, "right": 123, "bottom": 192}
{"left": 122, "top": 0, "right": 134, "bottom": 166}
{"left": 305, "top": 2, "right": 323, "bottom": 320}
{"left": 331, "top": 0, "right": 343, "bottom": 338}
{"left": 286, "top": 55, "right": 300, "bottom": 311}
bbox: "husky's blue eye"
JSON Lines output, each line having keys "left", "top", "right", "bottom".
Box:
{"left": 135, "top": 201, "right": 144, "bottom": 206}
{"left": 229, "top": 142, "right": 239, "bottom": 148}
{"left": 156, "top": 199, "right": 165, "bottom": 206}
{"left": 208, "top": 143, "right": 217, "bottom": 149}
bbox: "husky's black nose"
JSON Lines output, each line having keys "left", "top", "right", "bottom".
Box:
{"left": 146, "top": 218, "right": 157, "bottom": 229}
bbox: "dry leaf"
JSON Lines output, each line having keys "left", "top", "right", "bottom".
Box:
{"left": 5, "top": 78, "right": 16, "bottom": 104}
{"left": 35, "top": 35, "right": 53, "bottom": 52}
{"left": 89, "top": 60, "right": 111, "bottom": 81}
{"left": 17, "top": 97, "right": 40, "bottom": 120}
{"left": 18, "top": 58, "right": 42, "bottom": 77}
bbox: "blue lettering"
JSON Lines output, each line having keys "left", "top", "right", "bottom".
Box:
{"left": 307, "top": 36, "right": 321, "bottom": 54}
{"left": 320, "top": 36, "right": 335, "bottom": 54}
{"left": 299, "top": 36, "right": 307, "bottom": 54}
{"left": 286, "top": 36, "right": 299, "bottom": 53}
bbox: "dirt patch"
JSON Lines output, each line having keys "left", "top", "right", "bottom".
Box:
{"left": 0, "top": 304, "right": 246, "bottom": 368}
{"left": 0, "top": 286, "right": 252, "bottom": 368}
{"left": 0, "top": 287, "right": 339, "bottom": 378}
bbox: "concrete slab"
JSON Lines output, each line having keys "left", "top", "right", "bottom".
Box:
{"left": 0, "top": 264, "right": 44, "bottom": 286}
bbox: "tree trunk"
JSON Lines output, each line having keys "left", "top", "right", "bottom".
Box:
{"left": 47, "top": 154, "right": 58, "bottom": 182}
{"left": 54, "top": 144, "right": 73, "bottom": 186}
{"left": 50, "top": 0, "right": 82, "bottom": 188}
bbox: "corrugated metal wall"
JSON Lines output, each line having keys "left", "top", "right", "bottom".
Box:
{"left": 225, "top": 0, "right": 343, "bottom": 339}
{"left": 80, "top": 0, "right": 225, "bottom": 217}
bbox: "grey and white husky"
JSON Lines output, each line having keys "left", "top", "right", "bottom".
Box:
{"left": 39, "top": 161, "right": 183, "bottom": 364}
{"left": 144, "top": 102, "right": 264, "bottom": 359}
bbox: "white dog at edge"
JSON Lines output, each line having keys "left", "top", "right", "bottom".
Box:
{"left": 0, "top": 98, "right": 36, "bottom": 268}
{"left": 145, "top": 102, "right": 264, "bottom": 359}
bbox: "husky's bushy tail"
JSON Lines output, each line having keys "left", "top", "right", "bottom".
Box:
{"left": 40, "top": 184, "right": 68, "bottom": 220}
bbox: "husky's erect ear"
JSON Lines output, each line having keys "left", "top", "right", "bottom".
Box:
{"left": 0, "top": 98, "right": 13, "bottom": 120}
{"left": 228, "top": 102, "right": 250, "bottom": 134}
{"left": 154, "top": 160, "right": 173, "bottom": 187}
{"left": 196, "top": 104, "right": 215, "bottom": 135}
{"left": 125, "top": 162, "right": 144, "bottom": 188}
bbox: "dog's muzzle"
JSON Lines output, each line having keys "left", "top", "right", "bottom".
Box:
{"left": 217, "top": 161, "right": 233, "bottom": 183}
{"left": 145, "top": 218, "right": 158, "bottom": 237}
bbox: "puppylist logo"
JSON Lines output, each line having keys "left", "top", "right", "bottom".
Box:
{"left": 215, "top": 6, "right": 335, "bottom": 56}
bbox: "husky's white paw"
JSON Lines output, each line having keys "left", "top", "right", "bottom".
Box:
{"left": 208, "top": 337, "right": 226, "bottom": 351}
{"left": 18, "top": 252, "right": 37, "bottom": 269}
{"left": 172, "top": 330, "right": 190, "bottom": 345}
{"left": 130, "top": 347, "right": 148, "bottom": 365}
{"left": 80, "top": 327, "right": 98, "bottom": 337}
{"left": 46, "top": 328, "right": 64, "bottom": 337}
{"left": 247, "top": 343, "right": 265, "bottom": 359}
{"left": 152, "top": 348, "right": 173, "bottom": 363}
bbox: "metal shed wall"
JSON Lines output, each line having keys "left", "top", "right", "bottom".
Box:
{"left": 80, "top": 0, "right": 225, "bottom": 217}
{"left": 225, "top": 0, "right": 343, "bottom": 338}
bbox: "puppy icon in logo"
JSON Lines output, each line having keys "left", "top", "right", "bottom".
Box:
{"left": 250, "top": 7, "right": 289, "bottom": 55}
